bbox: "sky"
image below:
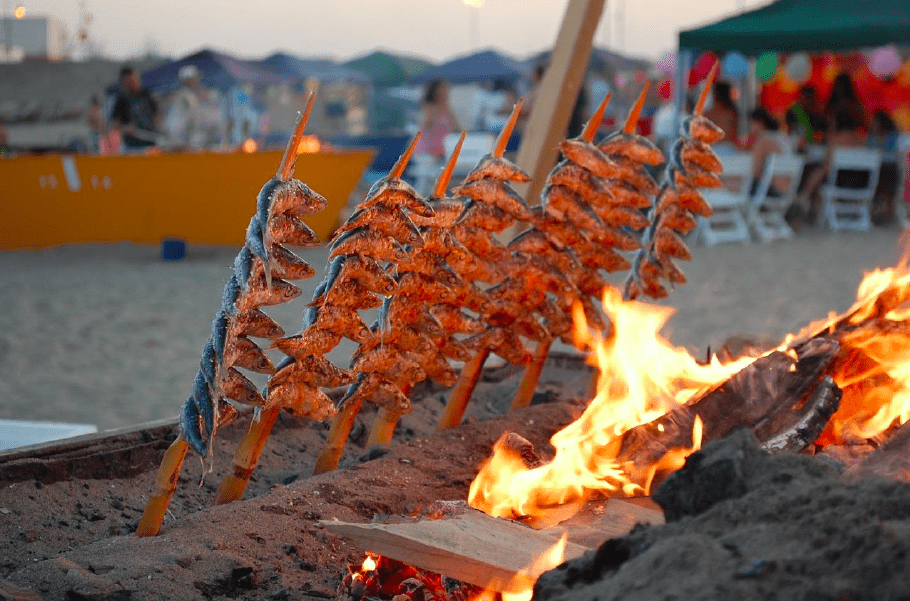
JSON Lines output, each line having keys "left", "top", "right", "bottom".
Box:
{"left": 20, "top": 0, "right": 767, "bottom": 63}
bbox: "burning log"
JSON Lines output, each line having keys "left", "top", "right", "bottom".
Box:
{"left": 613, "top": 337, "right": 841, "bottom": 488}
{"left": 137, "top": 96, "right": 324, "bottom": 536}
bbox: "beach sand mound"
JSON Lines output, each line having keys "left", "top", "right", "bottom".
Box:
{"left": 534, "top": 430, "right": 910, "bottom": 601}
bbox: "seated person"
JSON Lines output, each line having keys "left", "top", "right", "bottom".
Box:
{"left": 748, "top": 107, "right": 793, "bottom": 196}
{"left": 794, "top": 109, "right": 866, "bottom": 222}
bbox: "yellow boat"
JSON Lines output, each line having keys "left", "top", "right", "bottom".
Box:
{"left": 0, "top": 149, "right": 373, "bottom": 250}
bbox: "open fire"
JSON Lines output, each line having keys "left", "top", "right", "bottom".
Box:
{"left": 469, "top": 254, "right": 910, "bottom": 531}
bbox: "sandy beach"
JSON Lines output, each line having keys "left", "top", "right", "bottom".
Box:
{"left": 0, "top": 225, "right": 904, "bottom": 430}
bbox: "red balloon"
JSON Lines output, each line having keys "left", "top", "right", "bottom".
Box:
{"left": 688, "top": 52, "right": 717, "bottom": 86}
{"left": 658, "top": 78, "right": 673, "bottom": 100}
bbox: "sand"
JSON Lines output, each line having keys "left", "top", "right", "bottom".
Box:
{"left": 0, "top": 225, "right": 904, "bottom": 431}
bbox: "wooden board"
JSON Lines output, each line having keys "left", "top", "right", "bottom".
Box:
{"left": 513, "top": 0, "right": 606, "bottom": 205}
{"left": 320, "top": 499, "right": 663, "bottom": 591}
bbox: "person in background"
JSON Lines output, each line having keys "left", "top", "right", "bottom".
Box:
{"left": 414, "top": 79, "right": 460, "bottom": 162}
{"left": 170, "top": 64, "right": 205, "bottom": 150}
{"left": 566, "top": 78, "right": 589, "bottom": 139}
{"left": 110, "top": 65, "right": 159, "bottom": 151}
{"left": 747, "top": 107, "right": 793, "bottom": 194}
{"left": 86, "top": 95, "right": 106, "bottom": 153}
{"left": 786, "top": 85, "right": 826, "bottom": 148}
{"left": 824, "top": 72, "right": 866, "bottom": 133}
{"left": 794, "top": 109, "right": 867, "bottom": 224}
{"left": 868, "top": 110, "right": 898, "bottom": 153}
{"left": 703, "top": 81, "right": 739, "bottom": 150}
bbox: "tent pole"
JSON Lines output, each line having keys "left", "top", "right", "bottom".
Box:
{"left": 673, "top": 49, "right": 693, "bottom": 135}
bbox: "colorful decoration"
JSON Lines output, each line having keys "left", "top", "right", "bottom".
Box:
{"left": 785, "top": 53, "right": 812, "bottom": 84}
{"left": 756, "top": 52, "right": 778, "bottom": 81}
{"left": 657, "top": 52, "right": 676, "bottom": 76}
{"left": 869, "top": 46, "right": 902, "bottom": 79}
{"left": 658, "top": 78, "right": 673, "bottom": 100}
{"left": 721, "top": 52, "right": 748, "bottom": 80}
{"left": 689, "top": 52, "right": 717, "bottom": 86}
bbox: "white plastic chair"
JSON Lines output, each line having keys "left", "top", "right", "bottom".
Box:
{"left": 698, "top": 152, "right": 753, "bottom": 246}
{"left": 820, "top": 148, "right": 882, "bottom": 231}
{"left": 749, "top": 153, "right": 804, "bottom": 242}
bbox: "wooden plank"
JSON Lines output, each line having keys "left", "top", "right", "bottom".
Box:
{"left": 513, "top": 0, "right": 606, "bottom": 206}
{"left": 321, "top": 499, "right": 664, "bottom": 591}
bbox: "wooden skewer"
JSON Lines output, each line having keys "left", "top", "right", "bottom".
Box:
{"left": 214, "top": 406, "right": 282, "bottom": 504}
{"left": 695, "top": 62, "right": 719, "bottom": 116}
{"left": 136, "top": 436, "right": 189, "bottom": 537}
{"left": 494, "top": 99, "right": 524, "bottom": 158}
{"left": 278, "top": 92, "right": 316, "bottom": 182}
{"left": 623, "top": 83, "right": 650, "bottom": 135}
{"left": 437, "top": 348, "right": 491, "bottom": 430}
{"left": 313, "top": 399, "right": 363, "bottom": 474}
{"left": 581, "top": 93, "right": 610, "bottom": 143}
{"left": 509, "top": 338, "right": 553, "bottom": 411}
{"left": 365, "top": 384, "right": 413, "bottom": 448}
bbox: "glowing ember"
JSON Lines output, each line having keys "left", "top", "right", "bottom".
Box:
{"left": 469, "top": 286, "right": 752, "bottom": 527}
{"left": 362, "top": 555, "right": 377, "bottom": 572}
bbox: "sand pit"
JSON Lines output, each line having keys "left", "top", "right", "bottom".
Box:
{"left": 0, "top": 227, "right": 904, "bottom": 430}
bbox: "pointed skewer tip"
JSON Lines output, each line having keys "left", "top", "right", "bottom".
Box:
{"left": 434, "top": 131, "right": 465, "bottom": 198}
{"left": 695, "top": 62, "right": 719, "bottom": 116}
{"left": 493, "top": 98, "right": 524, "bottom": 158}
{"left": 623, "top": 83, "right": 649, "bottom": 135}
{"left": 278, "top": 92, "right": 316, "bottom": 181}
{"left": 389, "top": 132, "right": 421, "bottom": 180}
{"left": 582, "top": 92, "right": 610, "bottom": 142}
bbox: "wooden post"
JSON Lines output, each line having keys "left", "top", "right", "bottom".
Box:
{"left": 513, "top": 0, "right": 607, "bottom": 205}
{"left": 510, "top": 339, "right": 553, "bottom": 411}
{"left": 214, "top": 405, "right": 281, "bottom": 504}
{"left": 136, "top": 437, "right": 189, "bottom": 536}
{"left": 436, "top": 348, "right": 491, "bottom": 431}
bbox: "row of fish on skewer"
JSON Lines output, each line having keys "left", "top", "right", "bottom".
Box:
{"left": 140, "top": 75, "right": 728, "bottom": 537}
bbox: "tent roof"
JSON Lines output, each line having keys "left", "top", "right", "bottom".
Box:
{"left": 343, "top": 50, "right": 434, "bottom": 88}
{"left": 526, "top": 46, "right": 653, "bottom": 75}
{"left": 412, "top": 49, "right": 526, "bottom": 85}
{"left": 141, "top": 49, "right": 288, "bottom": 93}
{"left": 679, "top": 0, "right": 910, "bottom": 55}
{"left": 258, "top": 53, "right": 370, "bottom": 83}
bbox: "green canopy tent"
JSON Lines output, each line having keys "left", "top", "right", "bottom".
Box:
{"left": 673, "top": 0, "right": 910, "bottom": 133}
{"left": 679, "top": 0, "right": 910, "bottom": 55}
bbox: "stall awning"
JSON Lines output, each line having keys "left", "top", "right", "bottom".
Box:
{"left": 679, "top": 0, "right": 910, "bottom": 55}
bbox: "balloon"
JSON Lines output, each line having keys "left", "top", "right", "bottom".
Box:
{"left": 657, "top": 52, "right": 676, "bottom": 75}
{"left": 756, "top": 52, "right": 778, "bottom": 81}
{"left": 721, "top": 52, "right": 747, "bottom": 80}
{"left": 236, "top": 91, "right": 249, "bottom": 105}
{"left": 869, "top": 46, "right": 901, "bottom": 79}
{"left": 689, "top": 52, "right": 717, "bottom": 86}
{"left": 658, "top": 78, "right": 673, "bottom": 100}
{"left": 615, "top": 73, "right": 627, "bottom": 89}
{"left": 785, "top": 53, "right": 812, "bottom": 84}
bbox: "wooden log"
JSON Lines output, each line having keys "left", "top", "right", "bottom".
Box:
{"left": 321, "top": 499, "right": 661, "bottom": 591}
{"left": 614, "top": 337, "right": 841, "bottom": 485}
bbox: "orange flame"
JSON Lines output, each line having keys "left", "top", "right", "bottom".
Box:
{"left": 499, "top": 535, "right": 566, "bottom": 601}
{"left": 469, "top": 286, "right": 750, "bottom": 527}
